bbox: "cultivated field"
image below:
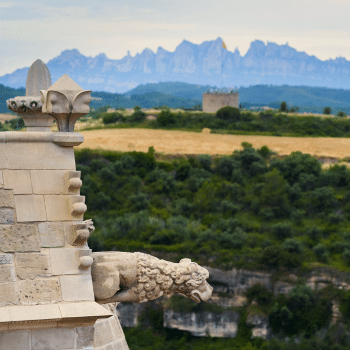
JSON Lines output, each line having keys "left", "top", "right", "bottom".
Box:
{"left": 78, "top": 128, "right": 350, "bottom": 160}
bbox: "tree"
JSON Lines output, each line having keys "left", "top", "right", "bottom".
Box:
{"left": 324, "top": 107, "right": 332, "bottom": 115}
{"left": 337, "top": 111, "right": 347, "bottom": 117}
{"left": 216, "top": 106, "right": 241, "bottom": 121}
{"left": 280, "top": 101, "right": 287, "bottom": 112}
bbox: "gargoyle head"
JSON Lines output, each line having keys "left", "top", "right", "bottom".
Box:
{"left": 188, "top": 280, "right": 213, "bottom": 303}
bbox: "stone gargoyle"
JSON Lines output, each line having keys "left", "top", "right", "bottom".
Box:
{"left": 91, "top": 252, "right": 213, "bottom": 304}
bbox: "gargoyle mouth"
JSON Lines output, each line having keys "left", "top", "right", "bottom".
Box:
{"left": 189, "top": 283, "right": 213, "bottom": 303}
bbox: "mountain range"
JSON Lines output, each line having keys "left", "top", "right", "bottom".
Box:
{"left": 1, "top": 38, "right": 350, "bottom": 93}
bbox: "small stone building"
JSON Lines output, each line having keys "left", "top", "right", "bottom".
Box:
{"left": 202, "top": 92, "right": 239, "bottom": 113}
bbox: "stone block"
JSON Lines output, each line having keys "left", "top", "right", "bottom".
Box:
{"left": 0, "top": 208, "right": 15, "bottom": 224}
{"left": 31, "top": 170, "right": 69, "bottom": 195}
{"left": 93, "top": 318, "right": 115, "bottom": 347}
{"left": 9, "top": 304, "right": 61, "bottom": 322}
{"left": 0, "top": 264, "right": 16, "bottom": 283}
{"left": 31, "top": 327, "right": 76, "bottom": 350}
{"left": 3, "top": 170, "right": 32, "bottom": 194}
{"left": 15, "top": 252, "right": 51, "bottom": 279}
{"left": 76, "top": 326, "right": 95, "bottom": 349}
{"left": 0, "top": 306, "right": 11, "bottom": 323}
{"left": 0, "top": 170, "right": 3, "bottom": 188}
{"left": 0, "top": 189, "right": 14, "bottom": 208}
{"left": 50, "top": 248, "right": 91, "bottom": 275}
{"left": 60, "top": 275, "right": 94, "bottom": 302}
{"left": 19, "top": 277, "right": 61, "bottom": 304}
{"left": 0, "top": 224, "right": 40, "bottom": 252}
{"left": 58, "top": 301, "right": 112, "bottom": 320}
{"left": 0, "top": 330, "right": 31, "bottom": 350}
{"left": 64, "top": 221, "right": 90, "bottom": 246}
{"left": 44, "top": 195, "right": 85, "bottom": 221}
{"left": 0, "top": 143, "right": 7, "bottom": 169}
{"left": 6, "top": 142, "right": 76, "bottom": 170}
{"left": 14, "top": 195, "right": 47, "bottom": 222}
{"left": 0, "top": 283, "right": 18, "bottom": 305}
{"left": 38, "top": 221, "right": 65, "bottom": 247}
{"left": 0, "top": 253, "right": 13, "bottom": 264}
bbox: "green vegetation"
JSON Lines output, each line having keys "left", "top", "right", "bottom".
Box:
{"left": 0, "top": 117, "right": 25, "bottom": 131}
{"left": 89, "top": 107, "right": 350, "bottom": 137}
{"left": 77, "top": 145, "right": 350, "bottom": 272}
{"left": 324, "top": 107, "right": 332, "bottom": 115}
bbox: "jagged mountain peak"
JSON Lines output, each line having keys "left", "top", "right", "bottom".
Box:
{"left": 1, "top": 38, "right": 350, "bottom": 93}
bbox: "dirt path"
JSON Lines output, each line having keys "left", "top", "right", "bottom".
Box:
{"left": 77, "top": 128, "right": 350, "bottom": 159}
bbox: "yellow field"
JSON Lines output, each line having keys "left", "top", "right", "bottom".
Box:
{"left": 78, "top": 128, "right": 350, "bottom": 160}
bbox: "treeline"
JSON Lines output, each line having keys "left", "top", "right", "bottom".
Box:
{"left": 77, "top": 145, "right": 350, "bottom": 272}
{"left": 95, "top": 106, "right": 350, "bottom": 137}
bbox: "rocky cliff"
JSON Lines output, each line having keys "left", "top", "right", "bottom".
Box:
{"left": 116, "top": 266, "right": 350, "bottom": 339}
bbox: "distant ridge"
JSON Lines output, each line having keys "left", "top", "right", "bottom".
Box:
{"left": 1, "top": 38, "right": 350, "bottom": 93}
{"left": 1, "top": 82, "right": 350, "bottom": 115}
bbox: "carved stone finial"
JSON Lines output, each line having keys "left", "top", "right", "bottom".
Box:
{"left": 26, "top": 59, "right": 52, "bottom": 97}
{"left": 6, "top": 59, "right": 55, "bottom": 131}
{"left": 40, "top": 74, "right": 92, "bottom": 132}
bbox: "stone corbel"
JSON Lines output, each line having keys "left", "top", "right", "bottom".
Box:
{"left": 91, "top": 252, "right": 213, "bottom": 304}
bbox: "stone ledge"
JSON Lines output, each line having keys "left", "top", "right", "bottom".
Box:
{"left": 53, "top": 133, "right": 84, "bottom": 147}
{"left": 0, "top": 132, "right": 83, "bottom": 146}
{"left": 0, "top": 301, "right": 112, "bottom": 331}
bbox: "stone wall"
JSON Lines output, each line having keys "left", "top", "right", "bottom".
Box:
{"left": 202, "top": 93, "right": 239, "bottom": 113}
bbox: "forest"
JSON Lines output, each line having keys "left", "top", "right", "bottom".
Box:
{"left": 74, "top": 144, "right": 350, "bottom": 349}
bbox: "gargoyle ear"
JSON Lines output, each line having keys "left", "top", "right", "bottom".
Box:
{"left": 179, "top": 258, "right": 191, "bottom": 264}
{"left": 188, "top": 262, "right": 198, "bottom": 272}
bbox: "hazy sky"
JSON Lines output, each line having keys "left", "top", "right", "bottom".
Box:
{"left": 1, "top": 0, "right": 349, "bottom": 76}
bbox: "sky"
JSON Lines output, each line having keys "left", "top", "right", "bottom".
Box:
{"left": 1, "top": 0, "right": 350, "bottom": 76}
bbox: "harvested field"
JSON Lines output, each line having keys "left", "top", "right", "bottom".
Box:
{"left": 78, "top": 128, "right": 350, "bottom": 159}
{"left": 0, "top": 113, "right": 17, "bottom": 122}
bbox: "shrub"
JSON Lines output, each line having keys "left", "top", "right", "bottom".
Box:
{"left": 305, "top": 226, "right": 322, "bottom": 241}
{"left": 102, "top": 112, "right": 123, "bottom": 124}
{"left": 342, "top": 249, "right": 350, "bottom": 266}
{"left": 129, "top": 193, "right": 150, "bottom": 211}
{"left": 216, "top": 157, "right": 239, "bottom": 179}
{"left": 261, "top": 245, "right": 302, "bottom": 268}
{"left": 216, "top": 106, "right": 241, "bottom": 122}
{"left": 282, "top": 238, "right": 303, "bottom": 254}
{"left": 9, "top": 117, "right": 25, "bottom": 130}
{"left": 313, "top": 244, "right": 329, "bottom": 263}
{"left": 246, "top": 284, "right": 273, "bottom": 306}
{"left": 197, "top": 154, "right": 212, "bottom": 171}
{"left": 130, "top": 110, "right": 146, "bottom": 123}
{"left": 157, "top": 108, "right": 177, "bottom": 127}
{"left": 337, "top": 111, "right": 347, "bottom": 117}
{"left": 271, "top": 221, "right": 294, "bottom": 240}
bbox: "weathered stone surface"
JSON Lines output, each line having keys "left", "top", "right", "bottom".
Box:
{"left": 15, "top": 252, "right": 51, "bottom": 279}
{"left": 0, "top": 283, "right": 19, "bottom": 305}
{"left": 6, "top": 142, "right": 76, "bottom": 170}
{"left": 0, "top": 224, "right": 40, "bottom": 252}
{"left": 3, "top": 170, "right": 32, "bottom": 194}
{"left": 31, "top": 170, "right": 68, "bottom": 195}
{"left": 246, "top": 314, "right": 270, "bottom": 339}
{"left": 38, "top": 222, "right": 65, "bottom": 248}
{"left": 76, "top": 326, "right": 95, "bottom": 349}
{"left": 26, "top": 59, "right": 52, "bottom": 97}
{"left": 0, "top": 330, "right": 31, "bottom": 350}
{"left": 0, "top": 209, "right": 15, "bottom": 224}
{"left": 50, "top": 248, "right": 91, "bottom": 275}
{"left": 0, "top": 264, "right": 16, "bottom": 283}
{"left": 60, "top": 274, "right": 94, "bottom": 302}
{"left": 164, "top": 310, "right": 240, "bottom": 337}
{"left": 44, "top": 195, "right": 85, "bottom": 221}
{"left": 31, "top": 327, "right": 75, "bottom": 350}
{"left": 0, "top": 189, "right": 14, "bottom": 208}
{"left": 0, "top": 143, "right": 7, "bottom": 169}
{"left": 19, "top": 278, "right": 61, "bottom": 304}
{"left": 0, "top": 170, "right": 3, "bottom": 188}
{"left": 0, "top": 253, "right": 13, "bottom": 264}
{"left": 14, "top": 195, "right": 47, "bottom": 222}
